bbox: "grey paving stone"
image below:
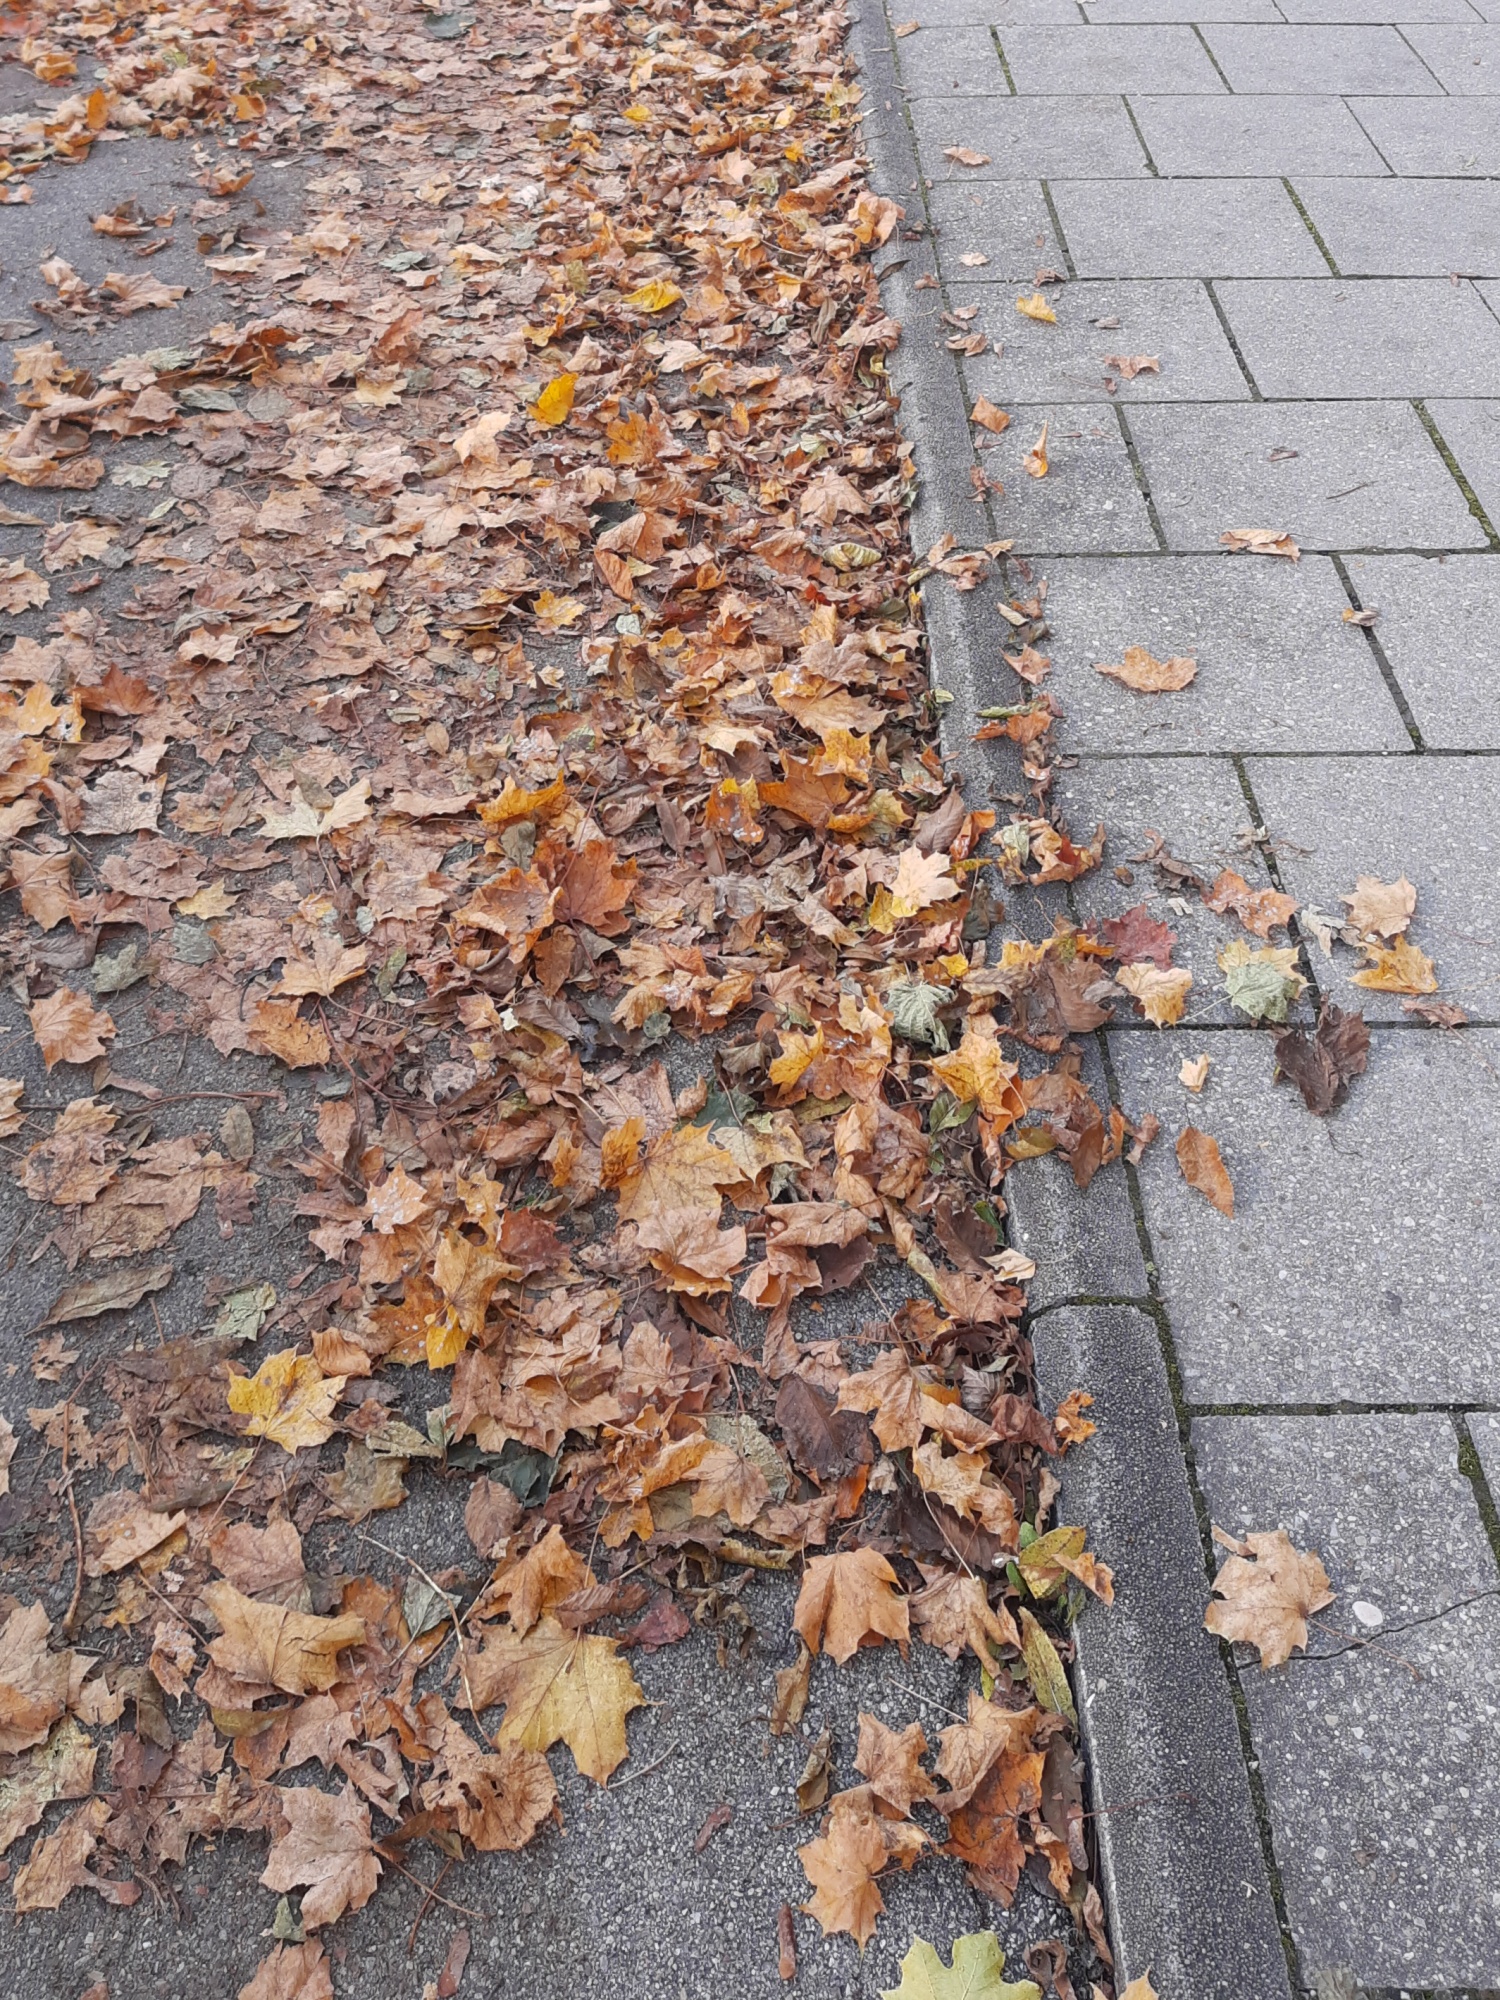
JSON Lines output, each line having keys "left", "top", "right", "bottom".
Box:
{"left": 1192, "top": 1414, "right": 1500, "bottom": 1988}
{"left": 1202, "top": 21, "right": 1444, "bottom": 90}
{"left": 909, "top": 94, "right": 1150, "bottom": 177}
{"left": 1242, "top": 754, "right": 1500, "bottom": 1022}
{"left": 1111, "top": 1025, "right": 1500, "bottom": 1402}
{"left": 1400, "top": 20, "right": 1500, "bottom": 88}
{"left": 1127, "top": 400, "right": 1488, "bottom": 552}
{"left": 1051, "top": 176, "right": 1330, "bottom": 278}
{"left": 1035, "top": 552, "right": 1408, "bottom": 751}
{"left": 927, "top": 178, "right": 1067, "bottom": 281}
{"left": 1424, "top": 394, "right": 1500, "bottom": 527}
{"left": 966, "top": 402, "right": 1159, "bottom": 550}
{"left": 896, "top": 23, "right": 1009, "bottom": 94}
{"left": 1128, "top": 94, "right": 1390, "bottom": 177}
{"left": 1279, "top": 0, "right": 1477, "bottom": 17}
{"left": 950, "top": 276, "right": 1251, "bottom": 402}
{"left": 1471, "top": 1413, "right": 1500, "bottom": 1492}
{"left": 1346, "top": 95, "right": 1500, "bottom": 174}
{"left": 1084, "top": 0, "right": 1284, "bottom": 17}
{"left": 1052, "top": 751, "right": 1290, "bottom": 1023}
{"left": 1292, "top": 175, "right": 1500, "bottom": 277}
{"left": 1341, "top": 552, "right": 1500, "bottom": 749}
{"left": 1029, "top": 1308, "right": 1294, "bottom": 2000}
{"left": 1215, "top": 276, "right": 1500, "bottom": 397}
{"left": 996, "top": 22, "right": 1225, "bottom": 90}
{"left": 892, "top": 0, "right": 1086, "bottom": 21}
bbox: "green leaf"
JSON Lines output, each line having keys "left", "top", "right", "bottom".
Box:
{"left": 1017, "top": 1608, "right": 1075, "bottom": 1725}
{"left": 887, "top": 977, "right": 953, "bottom": 1050}
{"left": 210, "top": 1282, "right": 276, "bottom": 1344}
{"left": 1218, "top": 939, "right": 1306, "bottom": 1024}
{"left": 881, "top": 1930, "right": 1042, "bottom": 2000}
{"left": 928, "top": 1090, "right": 974, "bottom": 1136}
{"left": 271, "top": 1894, "right": 304, "bottom": 1943}
{"left": 402, "top": 1573, "right": 455, "bottom": 1640}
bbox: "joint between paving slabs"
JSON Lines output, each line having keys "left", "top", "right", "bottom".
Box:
{"left": 1203, "top": 279, "right": 1264, "bottom": 402}
{"left": 1091, "top": 1028, "right": 1306, "bottom": 1990}
{"left": 1454, "top": 1415, "right": 1500, "bottom": 1577}
{"left": 1328, "top": 552, "right": 1425, "bottom": 751}
{"left": 1411, "top": 400, "right": 1500, "bottom": 551}
{"left": 1040, "top": 178, "right": 1079, "bottom": 282}
{"left": 1109, "top": 405, "right": 1170, "bottom": 552}
{"left": 1189, "top": 23, "right": 1235, "bottom": 92}
{"left": 1120, "top": 96, "right": 1160, "bottom": 178}
{"left": 1392, "top": 24, "right": 1452, "bottom": 94}
{"left": 1280, "top": 180, "right": 1341, "bottom": 278}
{"left": 988, "top": 26, "right": 1019, "bottom": 97}
{"left": 1340, "top": 98, "right": 1399, "bottom": 178}
{"left": 1229, "top": 756, "right": 1326, "bottom": 1011}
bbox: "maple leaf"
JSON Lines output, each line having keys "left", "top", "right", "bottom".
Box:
{"left": 13, "top": 1795, "right": 136, "bottom": 1913}
{"left": 613, "top": 1121, "right": 739, "bottom": 1223}
{"left": 487, "top": 1525, "right": 594, "bottom": 1638}
{"left": 0, "top": 1079, "right": 24, "bottom": 1139}
{"left": 28, "top": 988, "right": 116, "bottom": 1070}
{"left": 1204, "top": 1527, "right": 1334, "bottom": 1668}
{"left": 909, "top": 1571, "right": 1019, "bottom": 1665}
{"left": 880, "top": 1931, "right": 1041, "bottom": 2000}
{"left": 428, "top": 1711, "right": 557, "bottom": 1852}
{"left": 464, "top": 1616, "right": 643, "bottom": 1783}
{"left": 83, "top": 1490, "right": 187, "bottom": 1577}
{"left": 1220, "top": 527, "right": 1299, "bottom": 560}
{"left": 1015, "top": 293, "right": 1056, "bottom": 324}
{"left": 1204, "top": 868, "right": 1297, "bottom": 939}
{"left": 1351, "top": 937, "right": 1437, "bottom": 994}
{"left": 0, "top": 559, "right": 49, "bottom": 613}
{"left": 1274, "top": 1003, "right": 1370, "bottom": 1115}
{"left": 226, "top": 1348, "right": 344, "bottom": 1452}
{"left": 1218, "top": 939, "right": 1307, "bottom": 1023}
{"left": 0, "top": 1716, "right": 96, "bottom": 1858}
{"left": 257, "top": 779, "right": 371, "bottom": 842}
{"left": 237, "top": 1941, "right": 335, "bottom": 2000}
{"left": 942, "top": 146, "right": 990, "bottom": 167}
{"left": 931, "top": 1027, "right": 1025, "bottom": 1129}
{"left": 1116, "top": 962, "right": 1192, "bottom": 1026}
{"left": 1176, "top": 1126, "right": 1235, "bottom": 1217}
{"left": 912, "top": 1440, "right": 1018, "bottom": 1545}
{"left": 837, "top": 1348, "right": 925, "bottom": 1454}
{"left": 260, "top": 1783, "right": 381, "bottom": 1929}
{"left": 528, "top": 372, "right": 576, "bottom": 426}
{"left": 1103, "top": 353, "right": 1160, "bottom": 380}
{"left": 635, "top": 1207, "right": 747, "bottom": 1294}
{"left": 855, "top": 1715, "right": 937, "bottom": 1816}
{"left": 1101, "top": 904, "right": 1177, "bottom": 969}
{"left": 1094, "top": 645, "right": 1196, "bottom": 693}
{"left": 1053, "top": 1391, "right": 1096, "bottom": 1451}
{"left": 0, "top": 1603, "right": 71, "bottom": 1754}
{"left": 202, "top": 1582, "right": 365, "bottom": 1694}
{"left": 799, "top": 1786, "right": 927, "bottom": 1946}
{"left": 247, "top": 999, "right": 333, "bottom": 1069}
{"left": 453, "top": 866, "right": 560, "bottom": 964}
{"left": 1341, "top": 873, "right": 1416, "bottom": 939}
{"left": 793, "top": 1548, "right": 909, "bottom": 1665}
{"left": 274, "top": 936, "right": 368, "bottom": 998}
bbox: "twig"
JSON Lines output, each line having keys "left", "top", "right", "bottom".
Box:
{"left": 59, "top": 1363, "right": 102, "bottom": 1638}
{"left": 355, "top": 1529, "right": 492, "bottom": 1744}
{"left": 373, "top": 1847, "right": 486, "bottom": 1922}
{"left": 605, "top": 1739, "right": 678, "bottom": 1790}
{"left": 405, "top": 1855, "right": 455, "bottom": 1955}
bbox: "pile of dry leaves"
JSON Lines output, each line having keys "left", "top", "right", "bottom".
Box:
{"left": 0, "top": 0, "right": 1407, "bottom": 1988}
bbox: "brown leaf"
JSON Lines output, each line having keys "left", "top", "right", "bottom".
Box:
{"left": 28, "top": 988, "right": 116, "bottom": 1070}
{"left": 792, "top": 1548, "right": 908, "bottom": 1665}
{"left": 237, "top": 1942, "right": 335, "bottom": 2000}
{"left": 202, "top": 1582, "right": 365, "bottom": 1695}
{"left": 1220, "top": 527, "right": 1299, "bottom": 560}
{"left": 1204, "top": 1527, "right": 1333, "bottom": 1668}
{"left": 1203, "top": 867, "right": 1297, "bottom": 938}
{"left": 463, "top": 1617, "right": 643, "bottom": 1784}
{"left": 799, "top": 1786, "right": 927, "bottom": 1946}
{"left": 970, "top": 398, "right": 1010, "bottom": 434}
{"left": 1273, "top": 1003, "right": 1370, "bottom": 1115}
{"left": 942, "top": 147, "right": 990, "bottom": 167}
{"left": 854, "top": 1714, "right": 936, "bottom": 1815}
{"left": 0, "top": 1603, "right": 71, "bottom": 1754}
{"left": 908, "top": 1571, "right": 1019, "bottom": 1665}
{"left": 1351, "top": 937, "right": 1437, "bottom": 994}
{"left": 260, "top": 1783, "right": 381, "bottom": 1929}
{"left": 1341, "top": 873, "right": 1416, "bottom": 939}
{"left": 1175, "top": 1126, "right": 1234, "bottom": 1216}
{"left": 1094, "top": 645, "right": 1196, "bottom": 693}
{"left": 770, "top": 1643, "right": 812, "bottom": 1736}
{"left": 775, "top": 1375, "right": 874, "bottom": 1485}
{"left": 1103, "top": 352, "right": 1160, "bottom": 378}
{"left": 1116, "top": 962, "right": 1192, "bottom": 1026}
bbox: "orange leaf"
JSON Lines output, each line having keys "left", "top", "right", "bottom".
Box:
{"left": 1176, "top": 1126, "right": 1234, "bottom": 1216}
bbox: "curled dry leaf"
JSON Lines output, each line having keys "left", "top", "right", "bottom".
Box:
{"left": 1015, "top": 293, "right": 1056, "bottom": 325}
{"left": 1220, "top": 527, "right": 1300, "bottom": 561}
{"left": 1203, "top": 868, "right": 1297, "bottom": 939}
{"left": 1204, "top": 1527, "right": 1334, "bottom": 1668}
{"left": 1094, "top": 645, "right": 1197, "bottom": 693}
{"left": 792, "top": 1548, "right": 909, "bottom": 1665}
{"left": 1176, "top": 1126, "right": 1235, "bottom": 1216}
{"left": 1102, "top": 353, "right": 1159, "bottom": 379}
{"left": 1340, "top": 873, "right": 1416, "bottom": 939}
{"left": 942, "top": 146, "right": 991, "bottom": 167}
{"left": 1179, "top": 1053, "right": 1211, "bottom": 1093}
{"left": 1021, "top": 421, "right": 1050, "bottom": 478}
{"left": 1116, "top": 963, "right": 1193, "bottom": 1026}
{"left": 970, "top": 397, "right": 1010, "bottom": 434}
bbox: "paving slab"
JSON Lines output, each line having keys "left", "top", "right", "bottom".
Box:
{"left": 1243, "top": 753, "right": 1500, "bottom": 1022}
{"left": 966, "top": 403, "right": 1160, "bottom": 551}
{"left": 950, "top": 277, "right": 1250, "bottom": 403}
{"left": 893, "top": 0, "right": 1087, "bottom": 21}
{"left": 1083, "top": 0, "right": 1285, "bottom": 17}
{"left": 1199, "top": 21, "right": 1444, "bottom": 90}
{"left": 1050, "top": 176, "right": 1330, "bottom": 279}
{"left": 1472, "top": 1413, "right": 1500, "bottom": 1492}
{"left": 1423, "top": 394, "right": 1500, "bottom": 528}
{"left": 910, "top": 95, "right": 1151, "bottom": 178}
{"left": 1126, "top": 400, "right": 1489, "bottom": 551}
{"left": 1192, "top": 1414, "right": 1500, "bottom": 1990}
{"left": 995, "top": 23, "right": 1226, "bottom": 90}
{"left": 1278, "top": 0, "right": 1480, "bottom": 17}
{"left": 927, "top": 179, "right": 1069, "bottom": 281}
{"left": 1126, "top": 94, "right": 1390, "bottom": 177}
{"left": 1029, "top": 1308, "right": 1294, "bottom": 2000}
{"left": 896, "top": 23, "right": 1009, "bottom": 95}
{"left": 1291, "top": 175, "right": 1500, "bottom": 277}
{"left": 1214, "top": 276, "right": 1500, "bottom": 398}
{"left": 1033, "top": 552, "right": 1408, "bottom": 751}
{"left": 1399, "top": 20, "right": 1500, "bottom": 88}
{"left": 1052, "top": 751, "right": 1293, "bottom": 1024}
{"left": 1110, "top": 1026, "right": 1500, "bottom": 1403}
{"left": 1345, "top": 95, "right": 1500, "bottom": 174}
{"left": 1340, "top": 551, "right": 1500, "bottom": 748}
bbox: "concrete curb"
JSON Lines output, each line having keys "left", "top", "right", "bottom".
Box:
{"left": 844, "top": 10, "right": 1296, "bottom": 1992}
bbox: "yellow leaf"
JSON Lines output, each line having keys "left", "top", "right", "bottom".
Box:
{"left": 202, "top": 1582, "right": 365, "bottom": 1694}
{"left": 1022, "top": 420, "right": 1049, "bottom": 478}
{"left": 1117, "top": 962, "right": 1193, "bottom": 1026}
{"left": 425, "top": 1308, "right": 467, "bottom": 1371}
{"left": 174, "top": 880, "right": 237, "bottom": 918}
{"left": 1015, "top": 292, "right": 1056, "bottom": 324}
{"left": 621, "top": 279, "right": 682, "bottom": 312}
{"left": 227, "top": 1348, "right": 344, "bottom": 1453}
{"left": 464, "top": 1616, "right": 644, "bottom": 1783}
{"left": 528, "top": 372, "right": 576, "bottom": 426}
{"left": 1351, "top": 938, "right": 1437, "bottom": 994}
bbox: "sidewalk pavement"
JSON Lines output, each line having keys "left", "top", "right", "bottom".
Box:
{"left": 848, "top": 3, "right": 1500, "bottom": 1992}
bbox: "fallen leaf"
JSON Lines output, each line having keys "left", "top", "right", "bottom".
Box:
{"left": 879, "top": 1929, "right": 1040, "bottom": 2000}
{"left": 793, "top": 1548, "right": 909, "bottom": 1665}
{"left": 855, "top": 1714, "right": 936, "bottom": 1815}
{"left": 1220, "top": 528, "right": 1299, "bottom": 561}
{"left": 1203, "top": 868, "right": 1297, "bottom": 938}
{"left": 226, "top": 1348, "right": 344, "bottom": 1453}
{"left": 0, "top": 559, "right": 49, "bottom": 614}
{"left": 1351, "top": 937, "right": 1437, "bottom": 994}
{"left": 1094, "top": 645, "right": 1196, "bottom": 693}
{"left": 1218, "top": 938, "right": 1307, "bottom": 1023}
{"left": 464, "top": 1616, "right": 644, "bottom": 1783}
{"left": 1273, "top": 1003, "right": 1370, "bottom": 1115}
{"left": 260, "top": 1783, "right": 380, "bottom": 1929}
{"left": 1178, "top": 1053, "right": 1211, "bottom": 1093}
{"left": 1116, "top": 962, "right": 1192, "bottom": 1026}
{"left": 28, "top": 989, "right": 116, "bottom": 1070}
{"left": 770, "top": 1644, "right": 812, "bottom": 1735}
{"left": 894, "top": 17, "right": 920, "bottom": 31}
{"left": 203, "top": 1583, "right": 365, "bottom": 1694}
{"left": 1340, "top": 873, "right": 1416, "bottom": 939}
{"left": 942, "top": 147, "right": 990, "bottom": 168}
{"left": 1015, "top": 294, "right": 1056, "bottom": 325}
{"left": 237, "top": 1942, "right": 335, "bottom": 2000}
{"left": 0, "top": 1603, "right": 70, "bottom": 1754}
{"left": 1021, "top": 421, "right": 1049, "bottom": 478}
{"left": 528, "top": 373, "right": 576, "bottom": 426}
{"left": 970, "top": 398, "right": 1010, "bottom": 434}
{"left": 799, "top": 1786, "right": 926, "bottom": 1946}
{"left": 1102, "top": 353, "right": 1159, "bottom": 379}
{"left": 1204, "top": 1527, "right": 1333, "bottom": 1668}
{"left": 39, "top": 1263, "right": 174, "bottom": 1328}
{"left": 1175, "top": 1127, "right": 1234, "bottom": 1217}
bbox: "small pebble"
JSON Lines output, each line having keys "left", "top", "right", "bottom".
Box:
{"left": 1352, "top": 1600, "right": 1385, "bottom": 1630}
